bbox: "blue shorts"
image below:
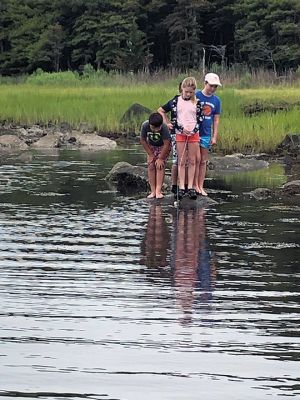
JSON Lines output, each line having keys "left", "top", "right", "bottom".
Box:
{"left": 200, "top": 135, "right": 211, "bottom": 149}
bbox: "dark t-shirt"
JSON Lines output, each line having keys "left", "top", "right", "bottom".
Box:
{"left": 140, "top": 121, "right": 171, "bottom": 147}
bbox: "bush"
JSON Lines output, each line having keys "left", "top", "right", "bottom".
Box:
{"left": 26, "top": 70, "right": 80, "bottom": 86}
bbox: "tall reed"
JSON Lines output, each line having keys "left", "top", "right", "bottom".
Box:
{"left": 0, "top": 83, "right": 299, "bottom": 153}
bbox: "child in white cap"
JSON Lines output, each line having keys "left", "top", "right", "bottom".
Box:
{"left": 195, "top": 73, "right": 222, "bottom": 196}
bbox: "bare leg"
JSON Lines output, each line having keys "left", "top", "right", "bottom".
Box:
{"left": 177, "top": 141, "right": 187, "bottom": 189}
{"left": 187, "top": 142, "right": 199, "bottom": 189}
{"left": 155, "top": 166, "right": 165, "bottom": 198}
{"left": 194, "top": 146, "right": 201, "bottom": 192}
{"left": 198, "top": 147, "right": 209, "bottom": 196}
{"left": 147, "top": 156, "right": 156, "bottom": 198}
{"left": 171, "top": 164, "right": 178, "bottom": 186}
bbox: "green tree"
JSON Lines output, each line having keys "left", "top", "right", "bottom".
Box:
{"left": 164, "top": 0, "right": 209, "bottom": 69}
{"left": 0, "top": 0, "right": 60, "bottom": 74}
{"left": 29, "top": 23, "right": 66, "bottom": 72}
{"left": 69, "top": 0, "right": 109, "bottom": 68}
{"left": 235, "top": 0, "right": 300, "bottom": 72}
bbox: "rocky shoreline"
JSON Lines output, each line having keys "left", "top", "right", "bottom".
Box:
{"left": 0, "top": 123, "right": 118, "bottom": 151}
{"left": 1, "top": 123, "right": 299, "bottom": 203}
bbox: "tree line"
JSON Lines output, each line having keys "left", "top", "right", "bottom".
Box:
{"left": 0, "top": 0, "right": 299, "bottom": 76}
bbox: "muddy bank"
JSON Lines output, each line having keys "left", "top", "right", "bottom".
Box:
{"left": 243, "top": 100, "right": 300, "bottom": 115}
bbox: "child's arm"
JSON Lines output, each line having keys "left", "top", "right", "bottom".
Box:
{"left": 140, "top": 137, "right": 155, "bottom": 165}
{"left": 140, "top": 121, "right": 155, "bottom": 162}
{"left": 158, "top": 106, "right": 173, "bottom": 130}
{"left": 211, "top": 114, "right": 220, "bottom": 145}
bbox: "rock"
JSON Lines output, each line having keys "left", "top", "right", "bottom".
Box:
{"left": 208, "top": 155, "right": 269, "bottom": 173}
{"left": 224, "top": 153, "right": 245, "bottom": 159}
{"left": 0, "top": 125, "right": 22, "bottom": 136}
{"left": 77, "top": 122, "right": 94, "bottom": 133}
{"left": 106, "top": 161, "right": 171, "bottom": 193}
{"left": 281, "top": 180, "right": 300, "bottom": 196}
{"left": 0, "top": 135, "right": 28, "bottom": 150}
{"left": 244, "top": 153, "right": 270, "bottom": 161}
{"left": 141, "top": 193, "right": 217, "bottom": 208}
{"left": 120, "top": 103, "right": 151, "bottom": 125}
{"left": 244, "top": 188, "right": 273, "bottom": 200}
{"left": 59, "top": 122, "right": 72, "bottom": 132}
{"left": 31, "top": 133, "right": 63, "bottom": 149}
{"left": 276, "top": 133, "right": 300, "bottom": 157}
{"left": 65, "top": 132, "right": 117, "bottom": 150}
{"left": 106, "top": 161, "right": 151, "bottom": 191}
{"left": 17, "top": 125, "right": 46, "bottom": 145}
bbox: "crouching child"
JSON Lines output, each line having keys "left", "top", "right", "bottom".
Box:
{"left": 140, "top": 112, "right": 171, "bottom": 199}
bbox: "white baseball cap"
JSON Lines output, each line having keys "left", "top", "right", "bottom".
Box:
{"left": 204, "top": 72, "right": 222, "bottom": 86}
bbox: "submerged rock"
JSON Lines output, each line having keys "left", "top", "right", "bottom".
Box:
{"left": 141, "top": 193, "right": 217, "bottom": 208}
{"left": 208, "top": 155, "right": 269, "bottom": 173}
{"left": 244, "top": 188, "right": 273, "bottom": 200}
{"left": 281, "top": 180, "right": 300, "bottom": 196}
{"left": 242, "top": 181, "right": 300, "bottom": 203}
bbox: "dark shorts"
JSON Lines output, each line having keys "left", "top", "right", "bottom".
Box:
{"left": 148, "top": 145, "right": 169, "bottom": 165}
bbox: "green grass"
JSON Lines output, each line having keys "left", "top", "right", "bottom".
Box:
{"left": 0, "top": 82, "right": 299, "bottom": 153}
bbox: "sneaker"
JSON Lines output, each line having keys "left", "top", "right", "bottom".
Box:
{"left": 188, "top": 188, "right": 197, "bottom": 200}
{"left": 176, "top": 188, "right": 185, "bottom": 200}
{"left": 171, "top": 185, "right": 178, "bottom": 194}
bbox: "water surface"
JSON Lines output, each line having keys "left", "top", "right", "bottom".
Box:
{"left": 0, "top": 148, "right": 299, "bottom": 399}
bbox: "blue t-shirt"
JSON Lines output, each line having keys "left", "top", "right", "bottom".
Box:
{"left": 196, "top": 91, "right": 221, "bottom": 136}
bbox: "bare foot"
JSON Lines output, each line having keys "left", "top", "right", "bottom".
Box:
{"left": 147, "top": 193, "right": 156, "bottom": 198}
{"left": 200, "top": 188, "right": 208, "bottom": 196}
{"left": 156, "top": 192, "right": 164, "bottom": 199}
{"left": 195, "top": 186, "right": 201, "bottom": 194}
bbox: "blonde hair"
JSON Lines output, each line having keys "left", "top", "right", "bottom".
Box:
{"left": 181, "top": 76, "right": 197, "bottom": 103}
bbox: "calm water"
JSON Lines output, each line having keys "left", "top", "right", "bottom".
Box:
{"left": 0, "top": 148, "right": 299, "bottom": 400}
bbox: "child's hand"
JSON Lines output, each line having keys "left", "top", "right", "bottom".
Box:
{"left": 183, "top": 128, "right": 191, "bottom": 136}
{"left": 167, "top": 123, "right": 173, "bottom": 130}
{"left": 155, "top": 158, "right": 164, "bottom": 170}
{"left": 147, "top": 155, "right": 156, "bottom": 165}
{"left": 211, "top": 136, "right": 217, "bottom": 146}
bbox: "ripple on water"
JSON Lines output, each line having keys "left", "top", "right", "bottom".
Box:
{"left": 0, "top": 156, "right": 299, "bottom": 399}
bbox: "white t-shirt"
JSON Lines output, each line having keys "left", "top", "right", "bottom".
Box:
{"left": 176, "top": 96, "right": 197, "bottom": 132}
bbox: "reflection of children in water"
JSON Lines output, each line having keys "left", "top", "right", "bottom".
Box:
{"left": 140, "top": 205, "right": 217, "bottom": 324}
{"left": 171, "top": 208, "right": 217, "bottom": 324}
{"left": 140, "top": 206, "right": 170, "bottom": 272}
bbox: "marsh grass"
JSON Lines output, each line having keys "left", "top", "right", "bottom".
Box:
{"left": 0, "top": 83, "right": 299, "bottom": 153}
